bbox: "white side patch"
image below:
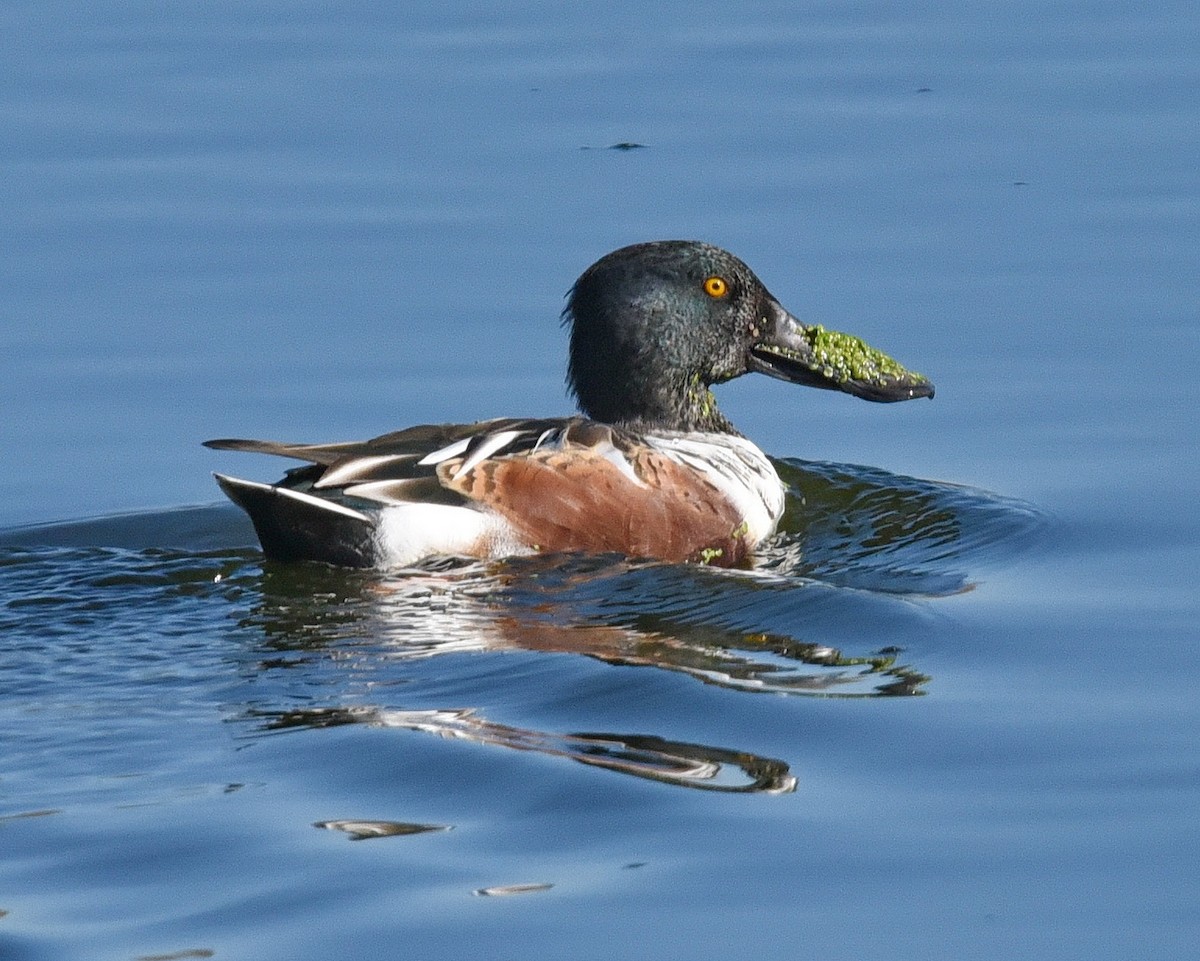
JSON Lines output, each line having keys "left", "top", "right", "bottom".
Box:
{"left": 374, "top": 502, "right": 529, "bottom": 568}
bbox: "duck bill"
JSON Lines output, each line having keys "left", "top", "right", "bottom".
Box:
{"left": 748, "top": 300, "right": 934, "bottom": 402}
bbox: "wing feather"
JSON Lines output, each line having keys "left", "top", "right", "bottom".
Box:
{"left": 207, "top": 417, "right": 760, "bottom": 565}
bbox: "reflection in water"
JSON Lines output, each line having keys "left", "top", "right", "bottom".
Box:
{"left": 473, "top": 883, "right": 554, "bottom": 897}
{"left": 241, "top": 557, "right": 931, "bottom": 699}
{"left": 219, "top": 462, "right": 1041, "bottom": 791}
{"left": 485, "top": 606, "right": 929, "bottom": 697}
{"left": 314, "top": 819, "right": 451, "bottom": 840}
{"left": 259, "top": 706, "right": 797, "bottom": 794}
{"left": 1, "top": 460, "right": 1040, "bottom": 795}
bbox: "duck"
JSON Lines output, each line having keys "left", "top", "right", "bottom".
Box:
{"left": 206, "top": 240, "right": 933, "bottom": 569}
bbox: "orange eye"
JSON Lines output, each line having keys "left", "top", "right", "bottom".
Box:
{"left": 703, "top": 276, "right": 728, "bottom": 298}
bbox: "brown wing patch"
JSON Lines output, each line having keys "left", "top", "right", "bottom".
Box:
{"left": 439, "top": 447, "right": 751, "bottom": 566}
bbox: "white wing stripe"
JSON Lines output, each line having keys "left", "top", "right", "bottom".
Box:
{"left": 453, "top": 429, "right": 525, "bottom": 479}
{"left": 417, "top": 437, "right": 472, "bottom": 465}
{"left": 599, "top": 442, "right": 646, "bottom": 487}
{"left": 273, "top": 484, "right": 373, "bottom": 522}
{"left": 315, "top": 454, "right": 413, "bottom": 489}
{"left": 532, "top": 427, "right": 559, "bottom": 452}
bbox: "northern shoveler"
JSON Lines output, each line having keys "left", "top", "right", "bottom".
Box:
{"left": 207, "top": 240, "right": 933, "bottom": 568}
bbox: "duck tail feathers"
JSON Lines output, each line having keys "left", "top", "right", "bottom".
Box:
{"left": 214, "top": 473, "right": 377, "bottom": 568}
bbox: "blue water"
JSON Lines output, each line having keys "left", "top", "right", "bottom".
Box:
{"left": 2, "top": 2, "right": 1198, "bottom": 959}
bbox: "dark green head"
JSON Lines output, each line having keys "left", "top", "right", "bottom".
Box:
{"left": 563, "top": 240, "right": 933, "bottom": 433}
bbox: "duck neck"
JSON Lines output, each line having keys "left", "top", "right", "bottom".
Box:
{"left": 676, "top": 374, "right": 738, "bottom": 434}
{"left": 591, "top": 374, "right": 739, "bottom": 435}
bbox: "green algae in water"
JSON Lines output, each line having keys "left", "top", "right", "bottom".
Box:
{"left": 804, "top": 325, "right": 929, "bottom": 386}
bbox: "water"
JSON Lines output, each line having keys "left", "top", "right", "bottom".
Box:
{"left": 2, "top": 2, "right": 1198, "bottom": 959}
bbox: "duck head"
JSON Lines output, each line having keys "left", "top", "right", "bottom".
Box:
{"left": 564, "top": 240, "right": 933, "bottom": 432}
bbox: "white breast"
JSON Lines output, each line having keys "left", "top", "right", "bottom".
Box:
{"left": 645, "top": 432, "right": 786, "bottom": 545}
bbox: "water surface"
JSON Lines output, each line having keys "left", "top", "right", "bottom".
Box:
{"left": 2, "top": 2, "right": 1198, "bottom": 960}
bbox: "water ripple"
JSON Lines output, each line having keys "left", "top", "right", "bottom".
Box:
{"left": 1, "top": 461, "right": 1041, "bottom": 712}
{"left": 0, "top": 461, "right": 1042, "bottom": 797}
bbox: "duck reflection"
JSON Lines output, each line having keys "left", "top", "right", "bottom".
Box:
{"left": 227, "top": 460, "right": 1040, "bottom": 793}
{"left": 257, "top": 705, "right": 796, "bottom": 794}
{"left": 240, "top": 555, "right": 931, "bottom": 698}
{"left": 232, "top": 556, "right": 924, "bottom": 796}
{"left": 314, "top": 818, "right": 451, "bottom": 840}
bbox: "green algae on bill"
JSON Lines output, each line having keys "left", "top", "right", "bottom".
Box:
{"left": 806, "top": 325, "right": 928, "bottom": 387}
{"left": 758, "top": 323, "right": 933, "bottom": 401}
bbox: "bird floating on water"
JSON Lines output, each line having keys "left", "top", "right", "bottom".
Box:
{"left": 207, "top": 241, "right": 933, "bottom": 569}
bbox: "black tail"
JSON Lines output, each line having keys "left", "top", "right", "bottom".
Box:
{"left": 214, "top": 474, "right": 377, "bottom": 568}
